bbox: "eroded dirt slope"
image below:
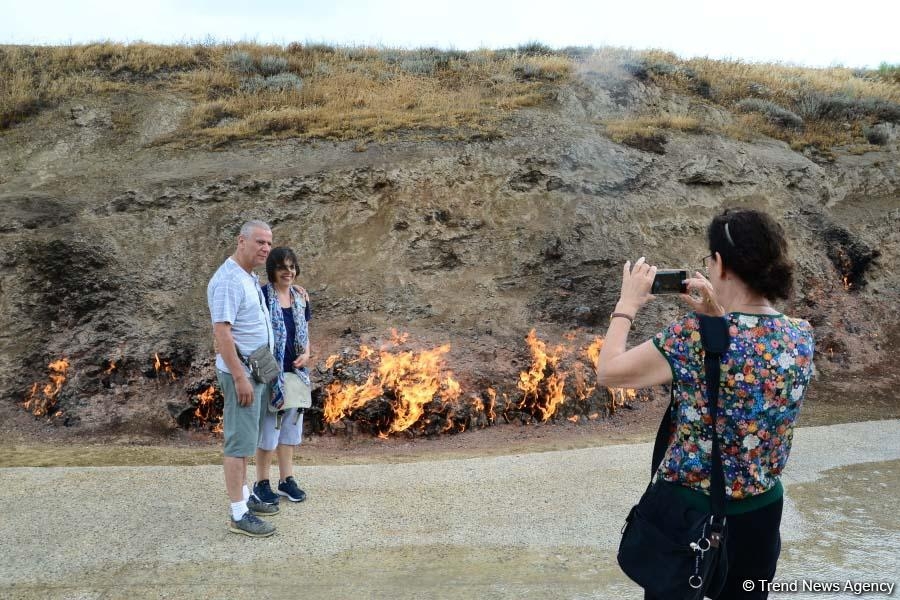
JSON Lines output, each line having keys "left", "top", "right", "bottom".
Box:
{"left": 1, "top": 71, "right": 898, "bottom": 441}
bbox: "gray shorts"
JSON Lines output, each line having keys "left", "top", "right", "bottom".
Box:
{"left": 258, "top": 407, "right": 304, "bottom": 451}
{"left": 217, "top": 369, "right": 267, "bottom": 458}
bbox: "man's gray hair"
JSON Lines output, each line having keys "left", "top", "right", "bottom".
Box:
{"left": 239, "top": 220, "right": 271, "bottom": 237}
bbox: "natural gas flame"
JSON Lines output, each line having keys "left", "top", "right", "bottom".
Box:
{"left": 154, "top": 353, "right": 177, "bottom": 381}
{"left": 194, "top": 386, "right": 223, "bottom": 433}
{"left": 608, "top": 388, "right": 638, "bottom": 414}
{"left": 321, "top": 329, "right": 644, "bottom": 437}
{"left": 517, "top": 329, "right": 568, "bottom": 421}
{"left": 324, "top": 334, "right": 481, "bottom": 436}
{"left": 389, "top": 328, "right": 409, "bottom": 345}
{"left": 485, "top": 388, "right": 497, "bottom": 423}
{"left": 580, "top": 336, "right": 636, "bottom": 414}
{"left": 323, "top": 375, "right": 382, "bottom": 423}
{"left": 572, "top": 362, "right": 596, "bottom": 401}
{"left": 104, "top": 360, "right": 117, "bottom": 375}
{"left": 842, "top": 276, "right": 852, "bottom": 291}
{"left": 585, "top": 337, "right": 604, "bottom": 369}
{"left": 378, "top": 343, "right": 451, "bottom": 435}
{"left": 24, "top": 358, "right": 69, "bottom": 417}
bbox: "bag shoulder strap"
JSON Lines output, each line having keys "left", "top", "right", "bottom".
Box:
{"left": 649, "top": 314, "right": 730, "bottom": 519}
{"left": 235, "top": 344, "right": 249, "bottom": 366}
{"left": 699, "top": 314, "right": 729, "bottom": 519}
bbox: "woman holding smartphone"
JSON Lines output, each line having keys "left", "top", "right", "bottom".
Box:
{"left": 597, "top": 208, "right": 815, "bottom": 599}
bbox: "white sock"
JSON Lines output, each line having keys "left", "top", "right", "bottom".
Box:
{"left": 231, "top": 500, "right": 249, "bottom": 521}
{"left": 242, "top": 485, "right": 250, "bottom": 502}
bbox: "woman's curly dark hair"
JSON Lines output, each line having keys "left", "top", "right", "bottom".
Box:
{"left": 708, "top": 209, "right": 794, "bottom": 301}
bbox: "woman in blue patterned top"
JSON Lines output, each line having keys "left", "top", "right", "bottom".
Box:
{"left": 597, "top": 208, "right": 814, "bottom": 600}
{"left": 252, "top": 247, "right": 312, "bottom": 507}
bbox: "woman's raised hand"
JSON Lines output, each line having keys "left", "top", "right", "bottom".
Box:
{"left": 680, "top": 271, "right": 726, "bottom": 316}
{"left": 617, "top": 257, "right": 657, "bottom": 315}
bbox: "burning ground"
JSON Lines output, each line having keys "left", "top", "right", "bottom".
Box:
{"left": 16, "top": 327, "right": 648, "bottom": 441}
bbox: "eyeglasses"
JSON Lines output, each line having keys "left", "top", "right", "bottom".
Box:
{"left": 276, "top": 264, "right": 297, "bottom": 272}
{"left": 701, "top": 254, "right": 713, "bottom": 271}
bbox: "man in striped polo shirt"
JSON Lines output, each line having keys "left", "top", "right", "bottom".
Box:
{"left": 207, "top": 220, "right": 279, "bottom": 537}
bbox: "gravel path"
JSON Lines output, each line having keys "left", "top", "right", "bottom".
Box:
{"left": 3, "top": 420, "right": 898, "bottom": 600}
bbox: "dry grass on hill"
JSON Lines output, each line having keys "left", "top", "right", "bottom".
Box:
{"left": 0, "top": 42, "right": 897, "bottom": 151}
{"left": 601, "top": 49, "right": 900, "bottom": 152}
{"left": 0, "top": 42, "right": 571, "bottom": 143}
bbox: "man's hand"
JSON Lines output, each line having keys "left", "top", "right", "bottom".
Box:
{"left": 292, "top": 284, "right": 310, "bottom": 303}
{"left": 234, "top": 375, "right": 254, "bottom": 406}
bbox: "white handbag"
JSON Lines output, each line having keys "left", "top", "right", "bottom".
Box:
{"left": 282, "top": 371, "right": 312, "bottom": 410}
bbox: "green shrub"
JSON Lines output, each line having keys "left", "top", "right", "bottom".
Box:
{"left": 399, "top": 56, "right": 437, "bottom": 75}
{"left": 560, "top": 46, "right": 595, "bottom": 61}
{"left": 877, "top": 62, "right": 900, "bottom": 83}
{"left": 259, "top": 54, "right": 288, "bottom": 76}
{"left": 382, "top": 48, "right": 465, "bottom": 75}
{"left": 225, "top": 50, "right": 254, "bottom": 73}
{"left": 517, "top": 41, "right": 554, "bottom": 56}
{"left": 309, "top": 43, "right": 338, "bottom": 54}
{"left": 736, "top": 98, "right": 804, "bottom": 129}
{"left": 797, "top": 91, "right": 900, "bottom": 122}
{"left": 239, "top": 73, "right": 303, "bottom": 93}
{"left": 863, "top": 123, "right": 892, "bottom": 145}
{"left": 747, "top": 82, "right": 771, "bottom": 96}
{"left": 623, "top": 59, "right": 680, "bottom": 81}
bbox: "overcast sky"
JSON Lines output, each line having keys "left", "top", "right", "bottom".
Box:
{"left": 4, "top": 0, "right": 898, "bottom": 68}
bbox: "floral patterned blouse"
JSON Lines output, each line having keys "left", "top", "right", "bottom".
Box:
{"left": 652, "top": 312, "right": 815, "bottom": 499}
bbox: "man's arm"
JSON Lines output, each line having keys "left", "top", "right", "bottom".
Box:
{"left": 213, "top": 322, "right": 254, "bottom": 407}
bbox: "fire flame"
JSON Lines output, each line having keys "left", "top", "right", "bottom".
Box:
{"left": 514, "top": 330, "right": 636, "bottom": 421}
{"left": 485, "top": 388, "right": 497, "bottom": 423}
{"left": 104, "top": 360, "right": 117, "bottom": 375}
{"left": 154, "top": 353, "right": 177, "bottom": 381}
{"left": 320, "top": 329, "right": 642, "bottom": 437}
{"left": 24, "top": 358, "right": 69, "bottom": 417}
{"left": 517, "top": 329, "right": 567, "bottom": 421}
{"left": 324, "top": 335, "right": 467, "bottom": 436}
{"left": 581, "top": 336, "right": 635, "bottom": 414}
{"left": 194, "top": 386, "right": 223, "bottom": 433}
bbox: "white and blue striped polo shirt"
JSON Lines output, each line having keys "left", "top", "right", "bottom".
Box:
{"left": 207, "top": 257, "right": 273, "bottom": 375}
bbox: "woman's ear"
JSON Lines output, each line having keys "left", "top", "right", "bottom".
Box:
{"left": 714, "top": 252, "right": 727, "bottom": 280}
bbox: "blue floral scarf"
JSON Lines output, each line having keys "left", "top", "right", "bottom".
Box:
{"left": 264, "top": 283, "right": 310, "bottom": 409}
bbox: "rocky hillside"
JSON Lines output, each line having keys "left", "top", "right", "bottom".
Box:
{"left": 1, "top": 48, "right": 898, "bottom": 438}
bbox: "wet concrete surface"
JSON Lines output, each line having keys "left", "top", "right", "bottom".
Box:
{"left": 1, "top": 419, "right": 898, "bottom": 600}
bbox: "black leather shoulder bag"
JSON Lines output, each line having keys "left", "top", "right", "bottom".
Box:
{"left": 617, "top": 314, "right": 731, "bottom": 599}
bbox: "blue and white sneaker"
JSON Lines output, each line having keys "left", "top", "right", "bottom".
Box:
{"left": 252, "top": 479, "right": 280, "bottom": 505}
{"left": 277, "top": 476, "right": 307, "bottom": 502}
